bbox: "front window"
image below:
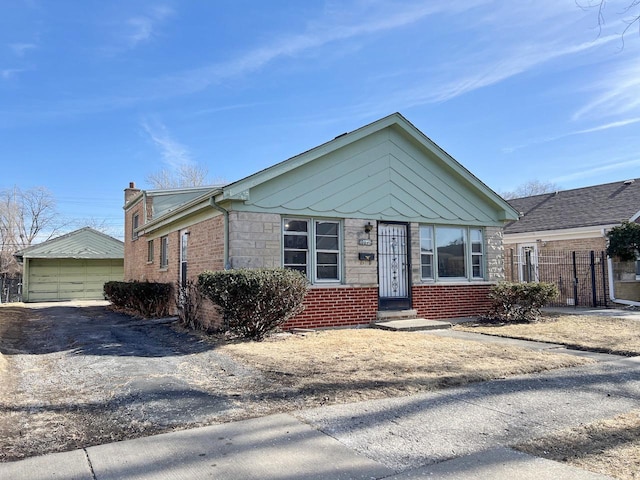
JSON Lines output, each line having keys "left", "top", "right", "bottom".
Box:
{"left": 283, "top": 218, "right": 341, "bottom": 283}
{"left": 437, "top": 227, "right": 466, "bottom": 278}
{"left": 471, "top": 228, "right": 484, "bottom": 279}
{"left": 283, "top": 220, "right": 309, "bottom": 275}
{"left": 420, "top": 226, "right": 485, "bottom": 281}
{"left": 315, "top": 221, "right": 340, "bottom": 280}
{"left": 160, "top": 236, "right": 168, "bottom": 269}
{"left": 420, "top": 226, "right": 434, "bottom": 279}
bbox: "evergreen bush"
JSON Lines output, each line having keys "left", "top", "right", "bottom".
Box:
{"left": 103, "top": 281, "right": 173, "bottom": 318}
{"left": 198, "top": 268, "right": 308, "bottom": 340}
{"left": 487, "top": 281, "right": 558, "bottom": 323}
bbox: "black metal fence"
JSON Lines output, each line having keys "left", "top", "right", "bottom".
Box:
{"left": 505, "top": 249, "right": 608, "bottom": 308}
{"left": 0, "top": 275, "right": 22, "bottom": 303}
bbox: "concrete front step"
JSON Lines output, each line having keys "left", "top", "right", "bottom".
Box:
{"left": 376, "top": 309, "right": 418, "bottom": 321}
{"left": 372, "top": 318, "right": 453, "bottom": 332}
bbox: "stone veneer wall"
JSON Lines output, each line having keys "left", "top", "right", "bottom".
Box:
{"left": 228, "top": 211, "right": 281, "bottom": 269}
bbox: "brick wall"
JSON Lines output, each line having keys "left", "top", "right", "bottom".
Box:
{"left": 284, "top": 286, "right": 378, "bottom": 329}
{"left": 539, "top": 238, "right": 607, "bottom": 251}
{"left": 123, "top": 201, "right": 146, "bottom": 280}
{"left": 504, "top": 237, "right": 608, "bottom": 281}
{"left": 412, "top": 283, "right": 493, "bottom": 319}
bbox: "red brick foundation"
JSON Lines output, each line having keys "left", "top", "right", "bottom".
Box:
{"left": 412, "top": 283, "right": 493, "bottom": 319}
{"left": 285, "top": 283, "right": 494, "bottom": 330}
{"left": 285, "top": 286, "right": 378, "bottom": 330}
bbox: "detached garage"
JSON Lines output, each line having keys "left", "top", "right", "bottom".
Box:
{"left": 15, "top": 227, "right": 124, "bottom": 302}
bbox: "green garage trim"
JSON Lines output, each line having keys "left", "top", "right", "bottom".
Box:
{"left": 25, "top": 258, "right": 124, "bottom": 302}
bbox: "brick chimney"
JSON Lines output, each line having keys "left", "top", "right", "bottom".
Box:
{"left": 124, "top": 181, "right": 141, "bottom": 204}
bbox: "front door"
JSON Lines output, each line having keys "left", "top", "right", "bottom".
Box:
{"left": 378, "top": 222, "right": 411, "bottom": 310}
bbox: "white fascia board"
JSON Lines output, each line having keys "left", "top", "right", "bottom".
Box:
{"left": 504, "top": 224, "right": 619, "bottom": 243}
{"left": 629, "top": 210, "right": 640, "bottom": 222}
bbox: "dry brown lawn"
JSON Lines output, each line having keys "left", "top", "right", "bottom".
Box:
{"left": 219, "top": 328, "right": 591, "bottom": 405}
{"left": 517, "top": 410, "right": 640, "bottom": 480}
{"left": 455, "top": 314, "right": 640, "bottom": 356}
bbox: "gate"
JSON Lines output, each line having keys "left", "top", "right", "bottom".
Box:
{"left": 506, "top": 249, "right": 608, "bottom": 308}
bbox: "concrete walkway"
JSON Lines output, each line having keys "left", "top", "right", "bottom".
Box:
{"left": 2, "top": 320, "right": 638, "bottom": 479}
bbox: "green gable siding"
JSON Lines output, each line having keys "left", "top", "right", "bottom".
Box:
{"left": 232, "top": 126, "right": 506, "bottom": 226}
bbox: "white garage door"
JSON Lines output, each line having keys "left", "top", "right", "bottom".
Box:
{"left": 27, "top": 258, "right": 124, "bottom": 302}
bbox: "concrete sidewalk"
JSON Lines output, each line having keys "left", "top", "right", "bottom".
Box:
{"left": 3, "top": 352, "right": 637, "bottom": 479}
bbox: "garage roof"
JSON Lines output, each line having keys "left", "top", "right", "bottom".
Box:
{"left": 15, "top": 227, "right": 124, "bottom": 260}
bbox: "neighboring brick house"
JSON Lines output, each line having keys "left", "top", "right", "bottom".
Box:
{"left": 503, "top": 179, "right": 640, "bottom": 305}
{"left": 123, "top": 113, "right": 519, "bottom": 329}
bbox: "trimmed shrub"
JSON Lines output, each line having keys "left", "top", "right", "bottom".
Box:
{"left": 103, "top": 281, "right": 173, "bottom": 318}
{"left": 198, "top": 268, "right": 308, "bottom": 340}
{"left": 487, "top": 281, "right": 558, "bottom": 323}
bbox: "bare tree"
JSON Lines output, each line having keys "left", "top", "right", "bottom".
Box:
{"left": 577, "top": 0, "right": 640, "bottom": 43}
{"left": 146, "top": 163, "right": 222, "bottom": 189}
{"left": 500, "top": 180, "right": 560, "bottom": 200}
{"left": 0, "top": 186, "right": 61, "bottom": 276}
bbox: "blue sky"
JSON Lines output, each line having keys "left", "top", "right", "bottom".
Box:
{"left": 2, "top": 1, "right": 639, "bottom": 239}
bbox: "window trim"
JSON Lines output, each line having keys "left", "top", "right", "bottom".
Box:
{"left": 282, "top": 217, "right": 342, "bottom": 284}
{"left": 419, "top": 225, "right": 485, "bottom": 282}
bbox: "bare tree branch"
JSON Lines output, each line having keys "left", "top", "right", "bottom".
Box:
{"left": 576, "top": 0, "right": 640, "bottom": 45}
{"left": 500, "top": 180, "right": 560, "bottom": 200}
{"left": 0, "top": 186, "right": 62, "bottom": 276}
{"left": 146, "top": 162, "right": 225, "bottom": 189}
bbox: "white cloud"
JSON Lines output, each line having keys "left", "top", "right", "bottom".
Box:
{"left": 9, "top": 43, "right": 37, "bottom": 56}
{"left": 572, "top": 57, "right": 640, "bottom": 120}
{"left": 503, "top": 117, "right": 640, "bottom": 153}
{"left": 124, "top": 5, "right": 174, "bottom": 49}
{"left": 1, "top": 68, "right": 26, "bottom": 80}
{"left": 405, "top": 34, "right": 619, "bottom": 105}
{"left": 141, "top": 118, "right": 192, "bottom": 169}
{"left": 162, "top": 1, "right": 491, "bottom": 94}
{"left": 553, "top": 157, "right": 640, "bottom": 183}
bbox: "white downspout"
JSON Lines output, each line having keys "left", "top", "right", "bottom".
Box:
{"left": 607, "top": 257, "right": 640, "bottom": 307}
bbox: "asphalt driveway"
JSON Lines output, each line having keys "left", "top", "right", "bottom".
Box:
{"left": 0, "top": 304, "right": 264, "bottom": 461}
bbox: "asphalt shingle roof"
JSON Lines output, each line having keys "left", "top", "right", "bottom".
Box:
{"left": 504, "top": 179, "right": 640, "bottom": 234}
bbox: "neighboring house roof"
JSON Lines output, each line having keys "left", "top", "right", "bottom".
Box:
{"left": 14, "top": 227, "right": 124, "bottom": 260}
{"left": 504, "top": 179, "right": 640, "bottom": 235}
{"left": 129, "top": 112, "right": 519, "bottom": 235}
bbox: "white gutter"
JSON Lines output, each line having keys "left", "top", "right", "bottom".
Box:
{"left": 607, "top": 257, "right": 640, "bottom": 307}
